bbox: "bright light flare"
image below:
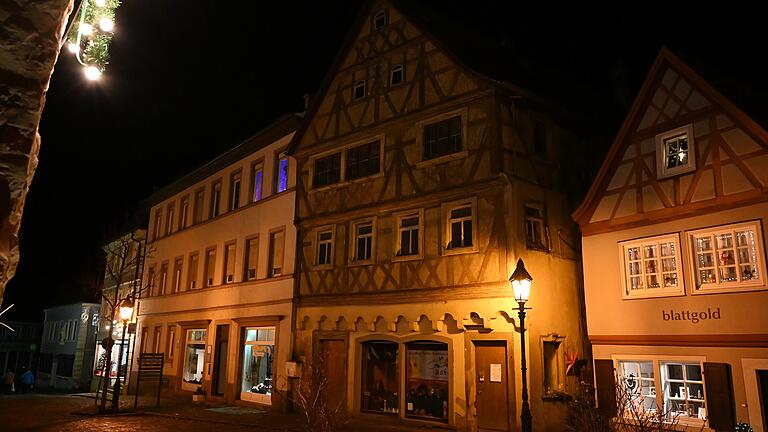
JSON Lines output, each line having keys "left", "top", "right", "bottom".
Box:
{"left": 84, "top": 66, "right": 101, "bottom": 80}
{"left": 67, "top": 43, "right": 79, "bottom": 54}
{"left": 80, "top": 23, "right": 94, "bottom": 36}
{"left": 95, "top": 0, "right": 106, "bottom": 6}
{"left": 99, "top": 17, "right": 114, "bottom": 32}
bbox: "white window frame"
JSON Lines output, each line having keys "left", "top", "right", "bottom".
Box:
{"left": 656, "top": 124, "right": 696, "bottom": 179}
{"left": 524, "top": 203, "right": 548, "bottom": 251}
{"left": 686, "top": 220, "right": 766, "bottom": 295}
{"left": 243, "top": 235, "right": 259, "bottom": 281}
{"left": 314, "top": 227, "right": 334, "bottom": 268}
{"left": 390, "top": 64, "right": 404, "bottom": 86}
{"left": 350, "top": 218, "right": 376, "bottom": 265}
{"left": 393, "top": 209, "right": 423, "bottom": 261}
{"left": 613, "top": 355, "right": 708, "bottom": 428}
{"left": 415, "top": 109, "right": 469, "bottom": 167}
{"left": 619, "top": 233, "right": 685, "bottom": 299}
{"left": 442, "top": 197, "right": 478, "bottom": 255}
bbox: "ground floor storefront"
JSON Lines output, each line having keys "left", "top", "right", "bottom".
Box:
{"left": 295, "top": 298, "right": 583, "bottom": 432}
{"left": 133, "top": 281, "right": 294, "bottom": 410}
{"left": 592, "top": 342, "right": 768, "bottom": 432}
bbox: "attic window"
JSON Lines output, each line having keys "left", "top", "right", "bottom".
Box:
{"left": 373, "top": 10, "right": 387, "bottom": 30}
{"left": 656, "top": 124, "right": 696, "bottom": 179}
{"left": 353, "top": 80, "right": 366, "bottom": 101}
{"left": 390, "top": 64, "right": 404, "bottom": 86}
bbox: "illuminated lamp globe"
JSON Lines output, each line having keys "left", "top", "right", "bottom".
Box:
{"left": 509, "top": 258, "right": 533, "bottom": 304}
{"left": 67, "top": 43, "right": 79, "bottom": 54}
{"left": 99, "top": 17, "right": 114, "bottom": 32}
{"left": 80, "top": 23, "right": 93, "bottom": 36}
{"left": 119, "top": 298, "right": 135, "bottom": 322}
{"left": 84, "top": 66, "right": 101, "bottom": 80}
{"left": 95, "top": 0, "right": 106, "bottom": 6}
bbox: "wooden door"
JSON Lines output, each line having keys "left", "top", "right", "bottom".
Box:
{"left": 475, "top": 341, "right": 509, "bottom": 431}
{"left": 319, "top": 339, "right": 346, "bottom": 412}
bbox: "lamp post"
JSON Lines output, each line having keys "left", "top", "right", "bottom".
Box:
{"left": 509, "top": 258, "right": 533, "bottom": 432}
{"left": 111, "top": 297, "right": 134, "bottom": 409}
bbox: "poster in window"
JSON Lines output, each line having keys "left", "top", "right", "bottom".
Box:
{"left": 406, "top": 347, "right": 449, "bottom": 421}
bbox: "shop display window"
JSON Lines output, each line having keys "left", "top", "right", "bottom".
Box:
{"left": 361, "top": 341, "right": 399, "bottom": 414}
{"left": 241, "top": 326, "right": 275, "bottom": 404}
{"left": 182, "top": 329, "right": 207, "bottom": 391}
{"left": 405, "top": 341, "right": 449, "bottom": 422}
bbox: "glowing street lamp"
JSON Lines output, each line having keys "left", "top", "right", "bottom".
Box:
{"left": 112, "top": 297, "right": 135, "bottom": 409}
{"left": 509, "top": 258, "right": 533, "bottom": 432}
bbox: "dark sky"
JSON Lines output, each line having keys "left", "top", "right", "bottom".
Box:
{"left": 3, "top": 1, "right": 766, "bottom": 320}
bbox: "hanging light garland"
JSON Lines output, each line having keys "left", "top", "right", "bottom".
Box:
{"left": 65, "top": 0, "right": 122, "bottom": 80}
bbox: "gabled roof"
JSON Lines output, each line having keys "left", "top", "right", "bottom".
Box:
{"left": 573, "top": 47, "right": 768, "bottom": 229}
{"left": 287, "top": 0, "right": 598, "bottom": 155}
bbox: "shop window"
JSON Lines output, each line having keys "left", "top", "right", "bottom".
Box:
{"left": 313, "top": 153, "right": 341, "bottom": 188}
{"left": 268, "top": 230, "right": 285, "bottom": 277}
{"left": 182, "top": 329, "right": 207, "bottom": 391}
{"left": 275, "top": 152, "right": 289, "bottom": 194}
{"left": 229, "top": 170, "right": 242, "bottom": 210}
{"left": 353, "top": 221, "right": 374, "bottom": 262}
{"left": 688, "top": 221, "right": 765, "bottom": 294}
{"left": 187, "top": 252, "right": 199, "bottom": 289}
{"left": 204, "top": 248, "right": 216, "bottom": 287}
{"left": 353, "top": 80, "right": 366, "bottom": 101}
{"left": 210, "top": 180, "right": 222, "bottom": 218}
{"left": 244, "top": 237, "right": 259, "bottom": 281}
{"left": 240, "top": 326, "right": 275, "bottom": 404}
{"left": 166, "top": 204, "right": 175, "bottom": 235}
{"left": 656, "top": 124, "right": 696, "bottom": 179}
{"left": 405, "top": 341, "right": 449, "bottom": 422}
{"left": 620, "top": 234, "right": 684, "bottom": 298}
{"left": 316, "top": 230, "right": 333, "bottom": 266}
{"left": 56, "top": 354, "right": 75, "bottom": 377}
{"left": 618, "top": 360, "right": 656, "bottom": 412}
{"left": 345, "top": 140, "right": 380, "bottom": 181}
{"left": 173, "top": 257, "right": 183, "bottom": 293}
{"left": 525, "top": 204, "right": 548, "bottom": 250}
{"left": 390, "top": 64, "right": 404, "bottom": 86}
{"left": 423, "top": 116, "right": 462, "bottom": 160}
{"left": 361, "top": 341, "right": 399, "bottom": 415}
{"left": 193, "top": 189, "right": 205, "bottom": 224}
{"left": 251, "top": 162, "right": 263, "bottom": 202}
{"left": 448, "top": 203, "right": 473, "bottom": 249}
{"left": 396, "top": 213, "right": 420, "bottom": 257}
{"left": 223, "top": 243, "right": 236, "bottom": 284}
{"left": 661, "top": 362, "right": 706, "bottom": 422}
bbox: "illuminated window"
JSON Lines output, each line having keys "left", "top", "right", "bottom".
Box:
{"left": 661, "top": 362, "right": 705, "bottom": 422}
{"left": 251, "top": 162, "right": 263, "bottom": 202}
{"left": 656, "top": 124, "right": 696, "bottom": 179}
{"left": 353, "top": 80, "right": 366, "bottom": 101}
{"left": 620, "top": 234, "right": 683, "bottom": 298}
{"left": 182, "top": 329, "right": 207, "bottom": 391}
{"left": 688, "top": 221, "right": 765, "bottom": 294}
{"left": 316, "top": 230, "right": 333, "bottom": 266}
{"left": 618, "top": 360, "right": 656, "bottom": 412}
{"left": 405, "top": 341, "right": 448, "bottom": 422}
{"left": 361, "top": 341, "right": 398, "bottom": 415}
{"left": 275, "top": 153, "right": 288, "bottom": 194}
{"left": 424, "top": 116, "right": 462, "bottom": 160}
{"left": 390, "top": 64, "right": 403, "bottom": 86}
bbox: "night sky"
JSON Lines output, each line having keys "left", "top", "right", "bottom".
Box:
{"left": 3, "top": 1, "right": 766, "bottom": 321}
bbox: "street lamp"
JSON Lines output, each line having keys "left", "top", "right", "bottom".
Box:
{"left": 112, "top": 297, "right": 134, "bottom": 409}
{"left": 509, "top": 258, "right": 533, "bottom": 432}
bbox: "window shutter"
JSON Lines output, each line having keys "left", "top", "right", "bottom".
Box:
{"left": 594, "top": 359, "right": 617, "bottom": 418}
{"left": 703, "top": 362, "right": 736, "bottom": 431}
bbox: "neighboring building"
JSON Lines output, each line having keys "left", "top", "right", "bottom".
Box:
{"left": 288, "top": 2, "right": 588, "bottom": 430}
{"left": 38, "top": 302, "right": 100, "bottom": 390}
{"left": 134, "top": 114, "right": 300, "bottom": 408}
{"left": 91, "top": 229, "right": 147, "bottom": 393}
{"left": 0, "top": 321, "right": 42, "bottom": 376}
{"left": 574, "top": 48, "right": 768, "bottom": 431}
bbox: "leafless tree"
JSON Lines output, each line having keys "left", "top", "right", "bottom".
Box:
{"left": 286, "top": 354, "right": 348, "bottom": 432}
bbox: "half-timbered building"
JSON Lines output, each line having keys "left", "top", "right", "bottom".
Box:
{"left": 289, "top": 2, "right": 589, "bottom": 430}
{"left": 574, "top": 49, "right": 768, "bottom": 431}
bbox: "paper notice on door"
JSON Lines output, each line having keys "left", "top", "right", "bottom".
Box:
{"left": 490, "top": 363, "right": 502, "bottom": 382}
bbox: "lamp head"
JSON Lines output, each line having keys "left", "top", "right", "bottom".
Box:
{"left": 509, "top": 258, "right": 533, "bottom": 304}
{"left": 118, "top": 297, "right": 134, "bottom": 322}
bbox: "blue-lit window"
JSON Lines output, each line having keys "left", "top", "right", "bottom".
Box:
{"left": 251, "top": 163, "right": 263, "bottom": 202}
{"left": 276, "top": 153, "right": 288, "bottom": 193}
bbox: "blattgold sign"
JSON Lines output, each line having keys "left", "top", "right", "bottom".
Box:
{"left": 662, "top": 307, "right": 721, "bottom": 324}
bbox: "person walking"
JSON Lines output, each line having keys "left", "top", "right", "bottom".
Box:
{"left": 4, "top": 369, "right": 15, "bottom": 394}
{"left": 20, "top": 368, "right": 33, "bottom": 393}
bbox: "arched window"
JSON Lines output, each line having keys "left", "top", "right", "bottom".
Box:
{"left": 373, "top": 10, "right": 387, "bottom": 30}
{"left": 361, "top": 340, "right": 398, "bottom": 414}
{"left": 390, "top": 64, "right": 404, "bottom": 86}
{"left": 353, "top": 79, "right": 366, "bottom": 101}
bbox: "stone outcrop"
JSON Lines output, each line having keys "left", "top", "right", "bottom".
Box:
{"left": 0, "top": 0, "right": 75, "bottom": 305}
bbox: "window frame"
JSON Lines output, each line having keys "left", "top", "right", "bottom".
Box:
{"left": 313, "top": 226, "right": 335, "bottom": 269}
{"left": 524, "top": 203, "right": 549, "bottom": 251}
{"left": 656, "top": 124, "right": 696, "bottom": 179}
{"left": 250, "top": 160, "right": 264, "bottom": 203}
{"left": 417, "top": 109, "right": 468, "bottom": 165}
{"left": 193, "top": 188, "right": 205, "bottom": 225}
{"left": 686, "top": 220, "right": 766, "bottom": 295}
{"left": 203, "top": 246, "right": 216, "bottom": 288}
{"left": 390, "top": 64, "right": 404, "bottom": 87}
{"left": 442, "top": 198, "right": 478, "bottom": 255}
{"left": 187, "top": 251, "right": 199, "bottom": 290}
{"left": 274, "top": 150, "right": 289, "bottom": 194}
{"left": 172, "top": 256, "right": 184, "bottom": 294}
{"left": 229, "top": 169, "right": 242, "bottom": 211}
{"left": 393, "top": 209, "right": 424, "bottom": 262}
{"left": 309, "top": 135, "right": 385, "bottom": 190}
{"left": 372, "top": 9, "right": 387, "bottom": 31}
{"left": 350, "top": 218, "right": 376, "bottom": 265}
{"left": 210, "top": 179, "right": 222, "bottom": 219}
{"left": 619, "top": 233, "right": 685, "bottom": 299}
{"left": 179, "top": 195, "right": 190, "bottom": 230}
{"left": 353, "top": 79, "right": 366, "bottom": 101}
{"left": 345, "top": 140, "right": 381, "bottom": 181}
{"left": 159, "top": 261, "right": 169, "bottom": 296}
{"left": 222, "top": 241, "right": 237, "bottom": 284}
{"left": 268, "top": 227, "right": 286, "bottom": 278}
{"left": 152, "top": 209, "right": 162, "bottom": 241}
{"left": 165, "top": 203, "right": 175, "bottom": 235}
{"left": 243, "top": 235, "right": 259, "bottom": 281}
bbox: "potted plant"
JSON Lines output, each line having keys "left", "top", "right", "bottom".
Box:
{"left": 192, "top": 385, "right": 206, "bottom": 403}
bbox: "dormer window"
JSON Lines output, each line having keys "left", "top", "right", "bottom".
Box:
{"left": 373, "top": 10, "right": 387, "bottom": 30}
{"left": 390, "top": 64, "right": 403, "bottom": 86}
{"left": 656, "top": 124, "right": 696, "bottom": 179}
{"left": 353, "top": 80, "right": 366, "bottom": 101}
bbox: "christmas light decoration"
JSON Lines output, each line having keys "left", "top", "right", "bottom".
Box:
{"left": 64, "top": 0, "right": 122, "bottom": 79}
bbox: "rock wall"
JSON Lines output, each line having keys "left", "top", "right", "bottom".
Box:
{"left": 0, "top": 0, "right": 75, "bottom": 305}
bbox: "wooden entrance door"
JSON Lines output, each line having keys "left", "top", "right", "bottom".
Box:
{"left": 474, "top": 341, "right": 509, "bottom": 431}
{"left": 319, "top": 339, "right": 346, "bottom": 412}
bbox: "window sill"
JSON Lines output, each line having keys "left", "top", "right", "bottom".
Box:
{"left": 691, "top": 282, "right": 766, "bottom": 296}
{"left": 622, "top": 289, "right": 686, "bottom": 300}
{"left": 310, "top": 264, "right": 334, "bottom": 271}
{"left": 310, "top": 172, "right": 383, "bottom": 193}
{"left": 392, "top": 253, "right": 423, "bottom": 263}
{"left": 441, "top": 245, "right": 478, "bottom": 257}
{"left": 526, "top": 243, "right": 550, "bottom": 253}
{"left": 348, "top": 259, "right": 375, "bottom": 268}
{"left": 542, "top": 392, "right": 572, "bottom": 402}
{"left": 416, "top": 150, "right": 468, "bottom": 169}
